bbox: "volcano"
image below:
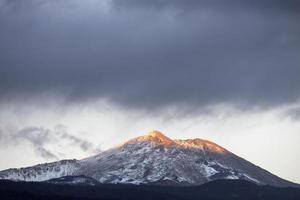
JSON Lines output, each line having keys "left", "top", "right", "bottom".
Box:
{"left": 0, "top": 130, "right": 298, "bottom": 187}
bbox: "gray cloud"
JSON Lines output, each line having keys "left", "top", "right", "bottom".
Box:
{"left": 34, "top": 146, "right": 58, "bottom": 160}
{"left": 17, "top": 127, "right": 58, "bottom": 159}
{"left": 284, "top": 106, "right": 300, "bottom": 121}
{"left": 0, "top": 0, "right": 299, "bottom": 112}
{"left": 54, "top": 125, "right": 99, "bottom": 152}
{"left": 0, "top": 125, "right": 99, "bottom": 160}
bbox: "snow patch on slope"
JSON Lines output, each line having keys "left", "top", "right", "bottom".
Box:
{"left": 0, "top": 160, "right": 80, "bottom": 181}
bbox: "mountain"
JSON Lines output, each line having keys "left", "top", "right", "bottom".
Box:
{"left": 0, "top": 130, "right": 298, "bottom": 187}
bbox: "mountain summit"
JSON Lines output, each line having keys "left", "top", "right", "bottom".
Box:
{"left": 0, "top": 131, "right": 298, "bottom": 187}
{"left": 124, "top": 130, "right": 175, "bottom": 146}
{"left": 145, "top": 130, "right": 170, "bottom": 139}
{"left": 126, "top": 130, "right": 227, "bottom": 153}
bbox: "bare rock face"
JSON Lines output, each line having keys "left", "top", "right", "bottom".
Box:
{"left": 0, "top": 131, "right": 298, "bottom": 187}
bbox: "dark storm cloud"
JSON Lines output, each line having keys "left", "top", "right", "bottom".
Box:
{"left": 0, "top": 0, "right": 300, "bottom": 111}
{"left": 113, "top": 0, "right": 300, "bottom": 13}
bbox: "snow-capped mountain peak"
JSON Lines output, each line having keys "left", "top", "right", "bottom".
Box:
{"left": 0, "top": 130, "right": 298, "bottom": 188}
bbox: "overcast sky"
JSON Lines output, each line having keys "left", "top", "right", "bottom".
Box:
{"left": 0, "top": 0, "right": 299, "bottom": 183}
